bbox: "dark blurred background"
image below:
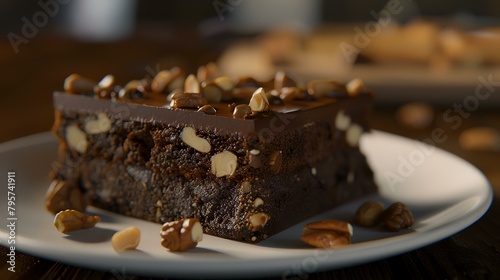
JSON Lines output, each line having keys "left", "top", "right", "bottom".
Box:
{"left": 1, "top": 2, "right": 499, "bottom": 279}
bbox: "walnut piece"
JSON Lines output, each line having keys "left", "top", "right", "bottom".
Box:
{"left": 53, "top": 209, "right": 100, "bottom": 233}
{"left": 160, "top": 218, "right": 203, "bottom": 252}
{"left": 45, "top": 180, "right": 87, "bottom": 214}
{"left": 382, "top": 202, "right": 415, "bottom": 231}
{"left": 301, "top": 220, "right": 353, "bottom": 248}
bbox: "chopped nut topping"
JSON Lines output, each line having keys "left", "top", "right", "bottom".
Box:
{"left": 170, "top": 93, "right": 208, "bottom": 108}
{"left": 307, "top": 80, "right": 347, "bottom": 98}
{"left": 274, "top": 71, "right": 297, "bottom": 91}
{"left": 94, "top": 74, "right": 116, "bottom": 98}
{"left": 119, "top": 80, "right": 145, "bottom": 99}
{"left": 214, "top": 76, "right": 234, "bottom": 91}
{"left": 201, "top": 84, "right": 222, "bottom": 103}
{"left": 64, "top": 74, "right": 96, "bottom": 94}
{"left": 152, "top": 67, "right": 184, "bottom": 94}
{"left": 233, "top": 104, "right": 252, "bottom": 119}
{"left": 197, "top": 105, "right": 217, "bottom": 115}
{"left": 249, "top": 87, "right": 270, "bottom": 113}
{"left": 279, "top": 87, "right": 301, "bottom": 102}
{"left": 184, "top": 74, "right": 201, "bottom": 93}
{"left": 346, "top": 78, "right": 366, "bottom": 96}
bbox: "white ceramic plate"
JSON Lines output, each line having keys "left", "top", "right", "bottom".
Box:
{"left": 0, "top": 131, "right": 492, "bottom": 279}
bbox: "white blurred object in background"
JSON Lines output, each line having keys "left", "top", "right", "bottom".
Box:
{"left": 66, "top": 0, "right": 137, "bottom": 41}
{"left": 228, "top": 0, "right": 321, "bottom": 33}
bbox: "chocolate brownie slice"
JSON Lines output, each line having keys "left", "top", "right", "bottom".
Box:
{"left": 48, "top": 69, "right": 377, "bottom": 243}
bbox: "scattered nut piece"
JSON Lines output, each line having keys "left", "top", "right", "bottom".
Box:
{"left": 197, "top": 105, "right": 216, "bottom": 115}
{"left": 184, "top": 74, "right": 201, "bottom": 93}
{"left": 211, "top": 151, "right": 238, "bottom": 177}
{"left": 459, "top": 127, "right": 500, "bottom": 152}
{"left": 45, "top": 180, "right": 87, "bottom": 214}
{"left": 346, "top": 78, "right": 366, "bottom": 96}
{"left": 355, "top": 201, "right": 385, "bottom": 227}
{"left": 396, "top": 102, "right": 434, "bottom": 129}
{"left": 268, "top": 151, "right": 283, "bottom": 174}
{"left": 53, "top": 209, "right": 100, "bottom": 233}
{"left": 301, "top": 220, "right": 352, "bottom": 248}
{"left": 160, "top": 218, "right": 203, "bottom": 252}
{"left": 66, "top": 124, "right": 88, "bottom": 153}
{"left": 248, "top": 212, "right": 270, "bottom": 231}
{"left": 84, "top": 112, "right": 112, "bottom": 134}
{"left": 64, "top": 74, "right": 96, "bottom": 94}
{"left": 335, "top": 110, "right": 351, "bottom": 131}
{"left": 382, "top": 202, "right": 415, "bottom": 232}
{"left": 346, "top": 124, "right": 363, "bottom": 147}
{"left": 233, "top": 104, "right": 252, "bottom": 119}
{"left": 249, "top": 87, "right": 270, "bottom": 113}
{"left": 112, "top": 226, "right": 141, "bottom": 253}
{"left": 180, "top": 126, "right": 211, "bottom": 153}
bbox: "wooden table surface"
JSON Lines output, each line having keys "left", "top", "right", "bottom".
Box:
{"left": 0, "top": 29, "right": 499, "bottom": 280}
